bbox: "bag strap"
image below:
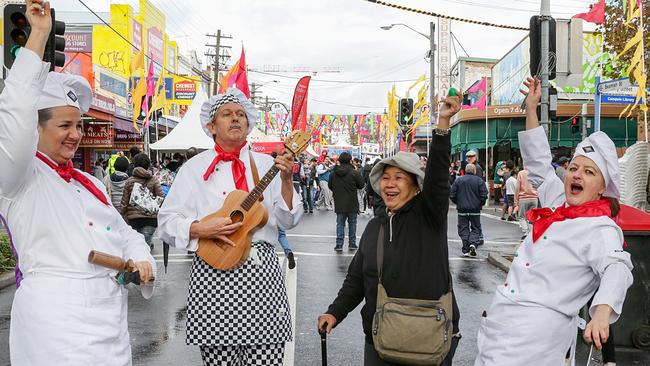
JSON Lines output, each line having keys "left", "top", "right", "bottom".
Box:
{"left": 249, "top": 155, "right": 262, "bottom": 200}
{"left": 376, "top": 224, "right": 385, "bottom": 284}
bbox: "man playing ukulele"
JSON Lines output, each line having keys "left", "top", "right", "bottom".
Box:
{"left": 158, "top": 88, "right": 302, "bottom": 365}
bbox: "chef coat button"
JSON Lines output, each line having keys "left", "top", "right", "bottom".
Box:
{"left": 76, "top": 189, "right": 81, "bottom": 193}
{"left": 106, "top": 225, "right": 111, "bottom": 231}
{"left": 88, "top": 221, "right": 94, "bottom": 227}
{"left": 514, "top": 253, "right": 519, "bottom": 257}
{"left": 215, "top": 168, "right": 219, "bottom": 171}
{"left": 525, "top": 262, "right": 530, "bottom": 267}
{"left": 551, "top": 206, "right": 555, "bottom": 210}
{"left": 543, "top": 236, "right": 547, "bottom": 240}
{"left": 511, "top": 289, "right": 515, "bottom": 294}
{"left": 504, "top": 282, "right": 508, "bottom": 287}
{"left": 223, "top": 191, "right": 227, "bottom": 195}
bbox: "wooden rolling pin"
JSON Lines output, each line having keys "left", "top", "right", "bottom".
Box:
{"left": 88, "top": 250, "right": 136, "bottom": 272}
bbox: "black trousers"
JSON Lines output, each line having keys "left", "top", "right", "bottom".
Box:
{"left": 457, "top": 214, "right": 482, "bottom": 252}
{"left": 363, "top": 336, "right": 459, "bottom": 366}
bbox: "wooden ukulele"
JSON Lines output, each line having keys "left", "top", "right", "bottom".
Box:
{"left": 197, "top": 131, "right": 311, "bottom": 270}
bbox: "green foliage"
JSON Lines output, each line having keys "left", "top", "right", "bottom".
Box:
{"left": 0, "top": 233, "right": 16, "bottom": 271}
{"left": 596, "top": 2, "right": 649, "bottom": 82}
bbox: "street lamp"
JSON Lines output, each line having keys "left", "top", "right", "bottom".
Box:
{"left": 381, "top": 22, "right": 436, "bottom": 154}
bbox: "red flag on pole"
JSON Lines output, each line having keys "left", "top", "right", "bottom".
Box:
{"left": 219, "top": 48, "right": 251, "bottom": 98}
{"left": 291, "top": 76, "right": 311, "bottom": 131}
{"left": 142, "top": 54, "right": 155, "bottom": 128}
{"left": 572, "top": 0, "right": 605, "bottom": 24}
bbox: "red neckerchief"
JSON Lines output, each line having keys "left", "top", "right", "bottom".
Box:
{"left": 526, "top": 198, "right": 612, "bottom": 242}
{"left": 203, "top": 142, "right": 249, "bottom": 191}
{"left": 35, "top": 151, "right": 109, "bottom": 206}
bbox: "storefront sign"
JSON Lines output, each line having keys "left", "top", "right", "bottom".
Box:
{"left": 91, "top": 93, "right": 116, "bottom": 115}
{"left": 99, "top": 71, "right": 127, "bottom": 98}
{"left": 64, "top": 32, "right": 92, "bottom": 53}
{"left": 80, "top": 123, "right": 113, "bottom": 147}
{"left": 114, "top": 130, "right": 143, "bottom": 150}
{"left": 174, "top": 80, "right": 197, "bottom": 100}
{"left": 148, "top": 27, "right": 164, "bottom": 74}
{"left": 133, "top": 20, "right": 142, "bottom": 51}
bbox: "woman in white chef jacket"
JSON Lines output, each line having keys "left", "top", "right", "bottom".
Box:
{"left": 0, "top": 2, "right": 154, "bottom": 365}
{"left": 474, "top": 77, "right": 633, "bottom": 366}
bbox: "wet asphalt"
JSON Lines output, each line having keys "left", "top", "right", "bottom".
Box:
{"left": 0, "top": 207, "right": 524, "bottom": 366}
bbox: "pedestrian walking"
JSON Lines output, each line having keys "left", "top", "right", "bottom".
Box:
{"left": 450, "top": 163, "right": 488, "bottom": 257}
{"left": 461, "top": 149, "right": 484, "bottom": 179}
{"left": 317, "top": 93, "right": 462, "bottom": 366}
{"left": 92, "top": 159, "right": 105, "bottom": 181}
{"left": 0, "top": 8, "right": 154, "bottom": 364}
{"left": 513, "top": 168, "right": 538, "bottom": 237}
{"left": 104, "top": 155, "right": 130, "bottom": 210}
{"left": 157, "top": 87, "right": 302, "bottom": 365}
{"left": 328, "top": 152, "right": 365, "bottom": 251}
{"left": 301, "top": 157, "right": 316, "bottom": 213}
{"left": 475, "top": 77, "right": 633, "bottom": 366}
{"left": 555, "top": 156, "right": 570, "bottom": 182}
{"left": 316, "top": 157, "right": 334, "bottom": 210}
{"left": 277, "top": 227, "right": 296, "bottom": 269}
{"left": 120, "top": 153, "right": 164, "bottom": 249}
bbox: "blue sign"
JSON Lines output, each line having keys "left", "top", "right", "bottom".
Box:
{"left": 601, "top": 95, "right": 644, "bottom": 104}
{"left": 100, "top": 73, "right": 127, "bottom": 98}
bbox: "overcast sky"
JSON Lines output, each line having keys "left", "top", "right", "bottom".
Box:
{"left": 53, "top": 0, "right": 596, "bottom": 114}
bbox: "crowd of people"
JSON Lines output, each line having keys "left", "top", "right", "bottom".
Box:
{"left": 0, "top": 5, "right": 634, "bottom": 365}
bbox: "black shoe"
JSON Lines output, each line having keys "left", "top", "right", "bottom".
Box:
{"left": 304, "top": 209, "right": 308, "bottom": 214}
{"left": 479, "top": 240, "right": 484, "bottom": 246}
{"left": 500, "top": 217, "right": 506, "bottom": 221}
{"left": 349, "top": 244, "right": 358, "bottom": 250}
{"left": 287, "top": 252, "right": 296, "bottom": 269}
{"left": 309, "top": 210, "right": 313, "bottom": 214}
{"left": 469, "top": 244, "right": 477, "bottom": 257}
{"left": 334, "top": 245, "right": 343, "bottom": 252}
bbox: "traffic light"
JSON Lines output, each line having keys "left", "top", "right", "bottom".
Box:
{"left": 44, "top": 9, "right": 66, "bottom": 71}
{"left": 398, "top": 98, "right": 414, "bottom": 127}
{"left": 529, "top": 16, "right": 556, "bottom": 80}
{"left": 3, "top": 3, "right": 28, "bottom": 70}
{"left": 571, "top": 118, "right": 579, "bottom": 134}
{"left": 2, "top": 5, "right": 66, "bottom": 71}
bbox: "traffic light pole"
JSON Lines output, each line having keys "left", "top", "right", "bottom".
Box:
{"left": 540, "top": 0, "right": 551, "bottom": 132}
{"left": 581, "top": 103, "right": 588, "bottom": 141}
{"left": 428, "top": 21, "right": 436, "bottom": 156}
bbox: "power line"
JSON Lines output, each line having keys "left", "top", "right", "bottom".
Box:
{"left": 264, "top": 85, "right": 385, "bottom": 110}
{"left": 249, "top": 70, "right": 420, "bottom": 84}
{"left": 365, "top": 0, "right": 530, "bottom": 31}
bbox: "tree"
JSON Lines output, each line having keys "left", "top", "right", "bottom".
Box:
{"left": 596, "top": 1, "right": 649, "bottom": 138}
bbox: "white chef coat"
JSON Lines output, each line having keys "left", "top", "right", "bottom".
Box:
{"left": 474, "top": 126, "right": 633, "bottom": 366}
{"left": 0, "top": 48, "right": 156, "bottom": 366}
{"left": 157, "top": 145, "right": 302, "bottom": 251}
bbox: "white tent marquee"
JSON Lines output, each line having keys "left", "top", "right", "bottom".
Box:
{"left": 150, "top": 92, "right": 275, "bottom": 151}
{"left": 149, "top": 92, "right": 213, "bottom": 150}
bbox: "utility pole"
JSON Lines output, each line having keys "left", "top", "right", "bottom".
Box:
{"left": 250, "top": 82, "right": 257, "bottom": 105}
{"left": 428, "top": 21, "right": 436, "bottom": 156}
{"left": 581, "top": 103, "right": 588, "bottom": 141}
{"left": 205, "top": 30, "right": 232, "bottom": 96}
{"left": 540, "top": 0, "right": 551, "bottom": 132}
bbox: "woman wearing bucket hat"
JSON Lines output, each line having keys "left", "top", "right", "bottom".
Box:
{"left": 474, "top": 77, "right": 633, "bottom": 365}
{"left": 318, "top": 94, "right": 462, "bottom": 365}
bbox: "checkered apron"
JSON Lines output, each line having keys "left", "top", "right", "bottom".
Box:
{"left": 186, "top": 241, "right": 292, "bottom": 346}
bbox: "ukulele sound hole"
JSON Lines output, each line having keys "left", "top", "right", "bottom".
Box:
{"left": 230, "top": 210, "right": 244, "bottom": 223}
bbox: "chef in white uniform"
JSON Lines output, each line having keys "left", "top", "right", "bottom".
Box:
{"left": 474, "top": 77, "right": 633, "bottom": 366}
{"left": 157, "top": 88, "right": 301, "bottom": 365}
{"left": 0, "top": 2, "right": 155, "bottom": 365}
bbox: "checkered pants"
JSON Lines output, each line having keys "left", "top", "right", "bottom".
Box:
{"left": 199, "top": 343, "right": 285, "bottom": 366}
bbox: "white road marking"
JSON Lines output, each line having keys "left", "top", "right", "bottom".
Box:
{"left": 155, "top": 252, "right": 489, "bottom": 262}
{"left": 287, "top": 234, "right": 519, "bottom": 246}
{"left": 480, "top": 212, "right": 520, "bottom": 225}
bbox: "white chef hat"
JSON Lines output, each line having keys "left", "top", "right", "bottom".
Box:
{"left": 572, "top": 131, "right": 620, "bottom": 199}
{"left": 36, "top": 72, "right": 92, "bottom": 114}
{"left": 199, "top": 87, "right": 257, "bottom": 138}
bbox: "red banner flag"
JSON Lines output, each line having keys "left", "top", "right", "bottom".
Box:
{"left": 219, "top": 48, "right": 250, "bottom": 97}
{"left": 291, "top": 76, "right": 311, "bottom": 131}
{"left": 572, "top": 0, "right": 605, "bottom": 24}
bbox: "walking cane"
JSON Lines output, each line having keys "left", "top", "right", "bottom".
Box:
{"left": 318, "top": 323, "right": 328, "bottom": 366}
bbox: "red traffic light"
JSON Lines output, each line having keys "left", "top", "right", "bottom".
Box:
{"left": 10, "top": 11, "right": 27, "bottom": 28}
{"left": 571, "top": 118, "right": 577, "bottom": 126}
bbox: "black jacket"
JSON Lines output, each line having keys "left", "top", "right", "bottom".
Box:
{"left": 329, "top": 163, "right": 365, "bottom": 213}
{"left": 450, "top": 173, "right": 488, "bottom": 213}
{"left": 325, "top": 134, "right": 460, "bottom": 345}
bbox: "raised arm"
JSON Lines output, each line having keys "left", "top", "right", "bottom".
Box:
{"left": 0, "top": 1, "right": 51, "bottom": 197}
{"left": 422, "top": 95, "right": 460, "bottom": 226}
{"left": 518, "top": 77, "right": 565, "bottom": 208}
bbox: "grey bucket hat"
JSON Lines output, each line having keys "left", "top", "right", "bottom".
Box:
{"left": 369, "top": 152, "right": 424, "bottom": 194}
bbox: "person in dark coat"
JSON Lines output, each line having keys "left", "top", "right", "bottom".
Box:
{"left": 318, "top": 95, "right": 461, "bottom": 366}
{"left": 329, "top": 152, "right": 365, "bottom": 251}
{"left": 450, "top": 163, "right": 488, "bottom": 257}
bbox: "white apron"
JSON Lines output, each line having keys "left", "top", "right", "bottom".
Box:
{"left": 10, "top": 274, "right": 131, "bottom": 366}
{"left": 475, "top": 291, "right": 577, "bottom": 366}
